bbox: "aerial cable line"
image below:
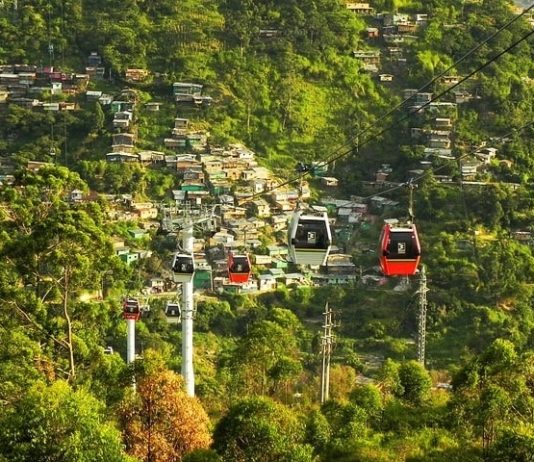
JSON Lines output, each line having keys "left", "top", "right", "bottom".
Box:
{"left": 242, "top": 5, "right": 534, "bottom": 200}
{"left": 240, "top": 25, "right": 534, "bottom": 204}
{"left": 315, "top": 3, "right": 534, "bottom": 171}
{"left": 355, "top": 119, "right": 534, "bottom": 203}
{"left": 330, "top": 3, "right": 534, "bottom": 160}
{"left": 316, "top": 27, "right": 534, "bottom": 175}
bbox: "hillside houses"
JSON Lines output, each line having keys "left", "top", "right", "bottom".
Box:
{"left": 353, "top": 50, "right": 381, "bottom": 72}
{"left": 346, "top": 2, "right": 375, "bottom": 15}
{"left": 173, "top": 81, "right": 213, "bottom": 107}
{"left": 113, "top": 111, "right": 133, "bottom": 129}
{"left": 474, "top": 147, "right": 497, "bottom": 164}
{"left": 0, "top": 64, "right": 88, "bottom": 110}
{"left": 112, "top": 133, "right": 135, "bottom": 153}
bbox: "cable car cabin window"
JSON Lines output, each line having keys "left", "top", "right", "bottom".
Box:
{"left": 294, "top": 221, "right": 329, "bottom": 249}
{"left": 173, "top": 257, "right": 194, "bottom": 273}
{"left": 124, "top": 301, "right": 139, "bottom": 313}
{"left": 166, "top": 305, "right": 180, "bottom": 316}
{"left": 230, "top": 257, "right": 250, "bottom": 273}
{"left": 385, "top": 231, "right": 420, "bottom": 260}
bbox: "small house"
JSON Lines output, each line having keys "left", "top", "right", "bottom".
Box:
{"left": 113, "top": 111, "right": 133, "bottom": 129}
{"left": 251, "top": 199, "right": 271, "bottom": 218}
{"left": 413, "top": 13, "right": 428, "bottom": 25}
{"left": 106, "top": 152, "right": 139, "bottom": 163}
{"left": 129, "top": 229, "right": 148, "bottom": 239}
{"left": 172, "top": 190, "right": 186, "bottom": 203}
{"left": 254, "top": 255, "right": 272, "bottom": 265}
{"left": 59, "top": 102, "right": 76, "bottom": 111}
{"left": 428, "top": 130, "right": 451, "bottom": 149}
{"left": 353, "top": 50, "right": 381, "bottom": 65}
{"left": 434, "top": 118, "right": 452, "bottom": 128}
{"left": 441, "top": 75, "right": 461, "bottom": 85}
{"left": 346, "top": 3, "right": 374, "bottom": 15}
{"left": 461, "top": 160, "right": 482, "bottom": 178}
{"left": 165, "top": 138, "right": 186, "bottom": 149}
{"left": 175, "top": 118, "right": 189, "bottom": 129}
{"left": 259, "top": 29, "right": 280, "bottom": 39}
{"left": 321, "top": 177, "right": 339, "bottom": 187}
{"left": 284, "top": 273, "right": 305, "bottom": 286}
{"left": 42, "top": 102, "right": 60, "bottom": 111}
{"left": 87, "top": 52, "right": 102, "bottom": 67}
{"left": 70, "top": 189, "right": 84, "bottom": 202}
{"left": 267, "top": 245, "right": 289, "bottom": 257}
{"left": 125, "top": 68, "right": 149, "bottom": 82}
{"left": 136, "top": 151, "right": 164, "bottom": 164}
{"left": 145, "top": 102, "right": 161, "bottom": 111}
{"left": 112, "top": 133, "right": 135, "bottom": 149}
{"left": 99, "top": 94, "right": 113, "bottom": 105}
{"left": 366, "top": 27, "right": 379, "bottom": 38}
{"left": 86, "top": 90, "right": 102, "bottom": 102}
{"left": 379, "top": 74, "right": 394, "bottom": 82}
{"left": 257, "top": 274, "right": 277, "bottom": 291}
{"left": 474, "top": 147, "right": 497, "bottom": 164}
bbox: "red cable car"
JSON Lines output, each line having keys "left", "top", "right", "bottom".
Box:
{"left": 379, "top": 223, "right": 421, "bottom": 276}
{"left": 228, "top": 253, "right": 251, "bottom": 284}
{"left": 122, "top": 297, "right": 141, "bottom": 321}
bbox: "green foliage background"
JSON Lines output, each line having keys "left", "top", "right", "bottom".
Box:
{"left": 0, "top": 0, "right": 533, "bottom": 461}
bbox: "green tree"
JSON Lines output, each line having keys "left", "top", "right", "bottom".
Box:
{"left": 0, "top": 166, "right": 118, "bottom": 382}
{"left": 398, "top": 361, "right": 432, "bottom": 406}
{"left": 0, "top": 380, "right": 132, "bottom": 462}
{"left": 349, "top": 384, "right": 383, "bottom": 418}
{"left": 490, "top": 430, "right": 534, "bottom": 462}
{"left": 94, "top": 101, "right": 106, "bottom": 132}
{"left": 450, "top": 340, "right": 534, "bottom": 452}
{"left": 213, "top": 397, "right": 313, "bottom": 462}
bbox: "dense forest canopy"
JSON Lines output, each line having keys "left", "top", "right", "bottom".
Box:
{"left": 0, "top": 0, "right": 533, "bottom": 461}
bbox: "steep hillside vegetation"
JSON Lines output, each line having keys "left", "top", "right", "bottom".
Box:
{"left": 0, "top": 1, "right": 533, "bottom": 461}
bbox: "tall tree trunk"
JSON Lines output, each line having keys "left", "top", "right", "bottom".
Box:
{"left": 63, "top": 267, "right": 75, "bottom": 381}
{"left": 246, "top": 102, "right": 251, "bottom": 141}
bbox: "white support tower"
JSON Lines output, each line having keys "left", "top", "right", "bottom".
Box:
{"left": 181, "top": 222, "right": 195, "bottom": 397}
{"left": 417, "top": 265, "right": 429, "bottom": 366}
{"left": 320, "top": 302, "right": 335, "bottom": 404}
{"left": 163, "top": 203, "right": 223, "bottom": 397}
{"left": 126, "top": 318, "right": 136, "bottom": 364}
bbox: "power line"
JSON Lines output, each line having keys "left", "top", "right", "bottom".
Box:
{"left": 320, "top": 118, "right": 534, "bottom": 215}
{"left": 241, "top": 20, "right": 534, "bottom": 205}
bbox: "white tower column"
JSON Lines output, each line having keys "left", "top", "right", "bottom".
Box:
{"left": 182, "top": 224, "right": 195, "bottom": 396}
{"left": 127, "top": 318, "right": 136, "bottom": 364}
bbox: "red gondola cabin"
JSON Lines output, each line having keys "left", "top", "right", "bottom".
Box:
{"left": 123, "top": 297, "right": 141, "bottom": 321}
{"left": 379, "top": 223, "right": 421, "bottom": 276}
{"left": 228, "top": 253, "right": 251, "bottom": 284}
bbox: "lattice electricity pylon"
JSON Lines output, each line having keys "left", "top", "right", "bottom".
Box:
{"left": 415, "top": 265, "right": 429, "bottom": 366}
